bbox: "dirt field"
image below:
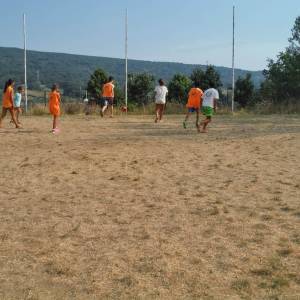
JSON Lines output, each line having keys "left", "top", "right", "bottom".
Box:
{"left": 0, "top": 114, "right": 299, "bottom": 300}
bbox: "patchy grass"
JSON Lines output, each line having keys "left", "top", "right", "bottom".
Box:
{"left": 0, "top": 115, "right": 299, "bottom": 299}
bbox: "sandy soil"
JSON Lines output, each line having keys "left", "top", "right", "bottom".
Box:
{"left": 0, "top": 114, "right": 299, "bottom": 300}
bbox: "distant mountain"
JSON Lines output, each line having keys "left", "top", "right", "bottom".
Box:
{"left": 0, "top": 47, "right": 264, "bottom": 96}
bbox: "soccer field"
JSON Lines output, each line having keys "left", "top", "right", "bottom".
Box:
{"left": 0, "top": 115, "right": 300, "bottom": 299}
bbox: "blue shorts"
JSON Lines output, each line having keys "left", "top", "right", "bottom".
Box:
{"left": 188, "top": 107, "right": 199, "bottom": 113}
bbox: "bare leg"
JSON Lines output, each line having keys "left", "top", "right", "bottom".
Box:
{"left": 8, "top": 109, "right": 20, "bottom": 128}
{"left": 201, "top": 117, "right": 211, "bottom": 133}
{"left": 101, "top": 105, "right": 107, "bottom": 117}
{"left": 16, "top": 108, "right": 22, "bottom": 124}
{"left": 109, "top": 105, "right": 114, "bottom": 118}
{"left": 52, "top": 115, "right": 58, "bottom": 130}
{"left": 155, "top": 104, "right": 160, "bottom": 122}
{"left": 183, "top": 110, "right": 191, "bottom": 129}
{"left": 184, "top": 111, "right": 191, "bottom": 122}
{"left": 0, "top": 108, "right": 8, "bottom": 128}
{"left": 159, "top": 105, "right": 165, "bottom": 121}
{"left": 196, "top": 109, "right": 200, "bottom": 132}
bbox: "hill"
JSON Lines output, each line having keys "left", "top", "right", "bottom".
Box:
{"left": 0, "top": 47, "right": 264, "bottom": 97}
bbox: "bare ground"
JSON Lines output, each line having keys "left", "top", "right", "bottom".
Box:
{"left": 0, "top": 114, "right": 299, "bottom": 300}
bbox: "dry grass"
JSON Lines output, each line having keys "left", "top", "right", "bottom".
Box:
{"left": 0, "top": 114, "right": 299, "bottom": 299}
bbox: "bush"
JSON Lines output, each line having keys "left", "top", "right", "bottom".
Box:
{"left": 30, "top": 104, "right": 49, "bottom": 116}
{"left": 252, "top": 99, "right": 300, "bottom": 114}
{"left": 62, "top": 103, "right": 83, "bottom": 115}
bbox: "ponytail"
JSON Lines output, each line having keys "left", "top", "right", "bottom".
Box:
{"left": 3, "top": 79, "right": 14, "bottom": 93}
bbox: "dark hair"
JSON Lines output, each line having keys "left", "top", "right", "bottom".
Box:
{"left": 158, "top": 79, "right": 165, "bottom": 86}
{"left": 194, "top": 81, "right": 200, "bottom": 88}
{"left": 17, "top": 86, "right": 23, "bottom": 92}
{"left": 51, "top": 84, "right": 59, "bottom": 92}
{"left": 108, "top": 76, "right": 114, "bottom": 82}
{"left": 3, "top": 79, "right": 14, "bottom": 93}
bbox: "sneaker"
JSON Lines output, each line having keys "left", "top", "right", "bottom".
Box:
{"left": 52, "top": 128, "right": 60, "bottom": 134}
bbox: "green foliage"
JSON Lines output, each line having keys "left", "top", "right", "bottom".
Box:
{"left": 63, "top": 103, "right": 83, "bottom": 114}
{"left": 168, "top": 74, "right": 192, "bottom": 103}
{"left": 128, "top": 73, "right": 155, "bottom": 105}
{"left": 114, "top": 85, "right": 125, "bottom": 106}
{"left": 289, "top": 16, "right": 300, "bottom": 51}
{"left": 0, "top": 47, "right": 264, "bottom": 99}
{"left": 190, "top": 67, "right": 205, "bottom": 86}
{"left": 262, "top": 16, "right": 300, "bottom": 104}
{"left": 87, "top": 69, "right": 108, "bottom": 99}
{"left": 203, "top": 65, "right": 223, "bottom": 90}
{"left": 190, "top": 65, "right": 222, "bottom": 91}
{"left": 235, "top": 73, "right": 255, "bottom": 108}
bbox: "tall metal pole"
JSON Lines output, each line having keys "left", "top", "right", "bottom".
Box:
{"left": 125, "top": 8, "right": 128, "bottom": 113}
{"left": 23, "top": 13, "right": 28, "bottom": 113}
{"left": 231, "top": 5, "right": 235, "bottom": 113}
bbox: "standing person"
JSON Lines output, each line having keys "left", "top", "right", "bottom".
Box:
{"left": 49, "top": 84, "right": 61, "bottom": 133}
{"left": 154, "top": 79, "right": 168, "bottom": 123}
{"left": 199, "top": 87, "right": 219, "bottom": 133}
{"left": 13, "top": 86, "right": 24, "bottom": 125}
{"left": 183, "top": 82, "right": 204, "bottom": 131}
{"left": 101, "top": 76, "right": 115, "bottom": 118}
{"left": 0, "top": 79, "right": 21, "bottom": 128}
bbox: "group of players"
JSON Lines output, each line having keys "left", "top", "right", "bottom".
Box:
{"left": 154, "top": 79, "right": 219, "bottom": 133}
{"left": 0, "top": 76, "right": 219, "bottom": 133}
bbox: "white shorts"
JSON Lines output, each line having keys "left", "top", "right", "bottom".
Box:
{"left": 155, "top": 101, "right": 166, "bottom": 105}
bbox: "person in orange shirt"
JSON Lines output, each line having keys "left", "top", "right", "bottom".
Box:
{"left": 49, "top": 84, "right": 61, "bottom": 133}
{"left": 0, "top": 79, "right": 21, "bottom": 128}
{"left": 101, "top": 76, "right": 115, "bottom": 118}
{"left": 183, "top": 82, "right": 204, "bottom": 131}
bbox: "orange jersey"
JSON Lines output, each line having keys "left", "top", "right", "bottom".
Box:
{"left": 49, "top": 91, "right": 61, "bottom": 116}
{"left": 102, "top": 82, "right": 114, "bottom": 98}
{"left": 2, "top": 86, "right": 14, "bottom": 108}
{"left": 186, "top": 88, "right": 204, "bottom": 108}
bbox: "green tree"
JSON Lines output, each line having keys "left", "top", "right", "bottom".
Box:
{"left": 262, "top": 16, "right": 300, "bottom": 103}
{"left": 289, "top": 16, "right": 300, "bottom": 51}
{"left": 235, "top": 74, "right": 255, "bottom": 108}
{"left": 87, "top": 69, "right": 108, "bottom": 98}
{"left": 168, "top": 74, "right": 192, "bottom": 103}
{"left": 128, "top": 73, "right": 155, "bottom": 105}
{"left": 203, "top": 65, "right": 222, "bottom": 90}
{"left": 114, "top": 85, "right": 125, "bottom": 106}
{"left": 190, "top": 66, "right": 222, "bottom": 90}
{"left": 190, "top": 67, "right": 205, "bottom": 86}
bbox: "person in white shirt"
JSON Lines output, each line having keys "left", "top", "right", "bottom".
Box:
{"left": 199, "top": 87, "right": 219, "bottom": 133}
{"left": 154, "top": 79, "right": 168, "bottom": 123}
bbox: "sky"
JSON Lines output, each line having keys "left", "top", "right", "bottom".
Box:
{"left": 0, "top": 0, "right": 299, "bottom": 71}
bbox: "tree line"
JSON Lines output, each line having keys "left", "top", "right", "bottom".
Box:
{"left": 87, "top": 16, "right": 300, "bottom": 112}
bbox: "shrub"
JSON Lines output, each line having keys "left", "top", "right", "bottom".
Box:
{"left": 62, "top": 103, "right": 83, "bottom": 115}
{"left": 30, "top": 104, "right": 49, "bottom": 116}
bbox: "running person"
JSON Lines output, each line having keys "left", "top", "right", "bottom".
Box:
{"left": 101, "top": 76, "right": 115, "bottom": 118}
{"left": 183, "top": 83, "right": 204, "bottom": 130}
{"left": 0, "top": 79, "right": 21, "bottom": 128}
{"left": 199, "top": 87, "right": 219, "bottom": 133}
{"left": 154, "top": 79, "right": 168, "bottom": 123}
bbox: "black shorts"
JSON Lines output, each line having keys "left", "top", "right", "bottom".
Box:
{"left": 103, "top": 97, "right": 114, "bottom": 106}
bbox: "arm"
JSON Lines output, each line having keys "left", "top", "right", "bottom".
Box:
{"left": 213, "top": 98, "right": 217, "bottom": 112}
{"left": 10, "top": 89, "right": 14, "bottom": 107}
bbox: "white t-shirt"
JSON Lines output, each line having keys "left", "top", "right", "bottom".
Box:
{"left": 202, "top": 88, "right": 219, "bottom": 108}
{"left": 154, "top": 85, "right": 168, "bottom": 104}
